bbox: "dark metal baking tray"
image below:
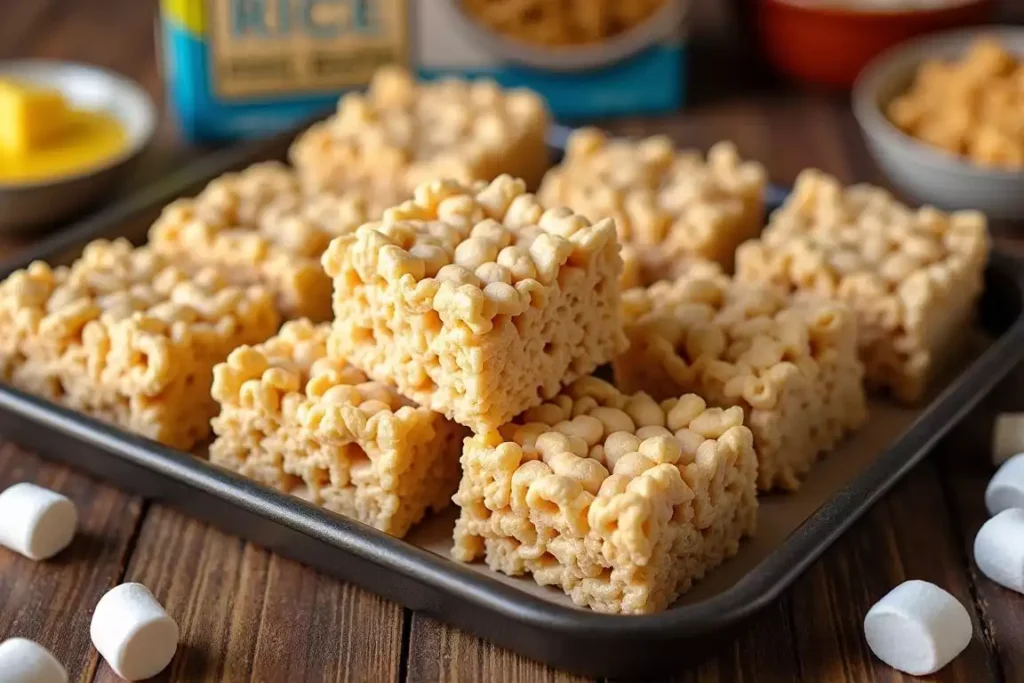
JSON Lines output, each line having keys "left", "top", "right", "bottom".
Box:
{"left": 1, "top": 124, "right": 1022, "bottom": 679}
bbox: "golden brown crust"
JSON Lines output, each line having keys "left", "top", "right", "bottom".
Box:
{"left": 452, "top": 376, "right": 758, "bottom": 614}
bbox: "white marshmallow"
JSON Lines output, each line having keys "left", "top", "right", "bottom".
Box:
{"left": 863, "top": 580, "right": 973, "bottom": 676}
{"left": 974, "top": 508, "right": 1024, "bottom": 594}
{"left": 0, "top": 637, "right": 68, "bottom": 683}
{"left": 992, "top": 413, "right": 1024, "bottom": 466}
{"left": 0, "top": 483, "right": 77, "bottom": 560}
{"left": 986, "top": 454, "right": 1024, "bottom": 516}
{"left": 90, "top": 583, "right": 178, "bottom": 681}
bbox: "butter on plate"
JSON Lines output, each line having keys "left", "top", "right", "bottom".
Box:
{"left": 0, "top": 77, "right": 128, "bottom": 185}
{"left": 0, "top": 79, "right": 72, "bottom": 155}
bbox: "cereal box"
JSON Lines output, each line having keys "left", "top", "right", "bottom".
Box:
{"left": 159, "top": 0, "right": 688, "bottom": 141}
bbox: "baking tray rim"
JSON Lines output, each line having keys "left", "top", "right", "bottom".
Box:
{"left": 0, "top": 125, "right": 1021, "bottom": 642}
{"left": 2, "top": 261, "right": 1022, "bottom": 639}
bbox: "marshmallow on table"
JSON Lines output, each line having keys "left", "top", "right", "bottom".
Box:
{"left": 974, "top": 508, "right": 1024, "bottom": 595}
{"left": 0, "top": 483, "right": 77, "bottom": 560}
{"left": 0, "top": 637, "right": 68, "bottom": 683}
{"left": 986, "top": 453, "right": 1024, "bottom": 516}
{"left": 91, "top": 583, "right": 178, "bottom": 681}
{"left": 863, "top": 580, "right": 973, "bottom": 676}
{"left": 992, "top": 413, "right": 1024, "bottom": 466}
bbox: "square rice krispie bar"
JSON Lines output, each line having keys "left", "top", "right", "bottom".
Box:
{"left": 452, "top": 377, "right": 758, "bottom": 614}
{"left": 538, "top": 128, "right": 767, "bottom": 288}
{"left": 735, "top": 169, "right": 989, "bottom": 404}
{"left": 614, "top": 262, "right": 866, "bottom": 491}
{"left": 322, "top": 175, "right": 628, "bottom": 433}
{"left": 0, "top": 239, "right": 279, "bottom": 449}
{"left": 290, "top": 66, "right": 550, "bottom": 201}
{"left": 149, "top": 162, "right": 382, "bottom": 321}
{"left": 210, "top": 320, "right": 467, "bottom": 537}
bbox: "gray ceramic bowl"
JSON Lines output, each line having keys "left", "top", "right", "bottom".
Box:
{"left": 852, "top": 27, "right": 1024, "bottom": 221}
{"left": 0, "top": 61, "right": 157, "bottom": 235}
{"left": 443, "top": 0, "right": 687, "bottom": 72}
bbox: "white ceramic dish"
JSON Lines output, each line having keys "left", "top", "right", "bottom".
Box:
{"left": 852, "top": 26, "right": 1024, "bottom": 221}
{"left": 0, "top": 60, "right": 158, "bottom": 234}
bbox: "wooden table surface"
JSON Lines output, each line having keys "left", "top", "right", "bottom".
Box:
{"left": 2, "top": 1, "right": 1024, "bottom": 681}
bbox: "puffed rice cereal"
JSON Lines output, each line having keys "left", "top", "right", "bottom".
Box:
{"left": 888, "top": 37, "right": 1024, "bottom": 170}
{"left": 735, "top": 169, "right": 988, "bottom": 403}
{"left": 290, "top": 67, "right": 550, "bottom": 201}
{"left": 538, "top": 128, "right": 766, "bottom": 287}
{"left": 615, "top": 262, "right": 866, "bottom": 491}
{"left": 0, "top": 239, "right": 279, "bottom": 449}
{"left": 452, "top": 376, "right": 758, "bottom": 614}
{"left": 210, "top": 320, "right": 467, "bottom": 537}
{"left": 149, "top": 162, "right": 382, "bottom": 321}
{"left": 321, "top": 174, "right": 628, "bottom": 432}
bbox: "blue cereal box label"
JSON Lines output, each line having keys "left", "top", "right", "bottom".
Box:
{"left": 160, "top": 0, "right": 688, "bottom": 142}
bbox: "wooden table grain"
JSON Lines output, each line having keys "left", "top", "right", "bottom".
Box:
{"left": 1, "top": 1, "right": 1023, "bottom": 682}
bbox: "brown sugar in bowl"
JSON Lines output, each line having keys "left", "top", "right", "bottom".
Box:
{"left": 756, "top": 0, "right": 994, "bottom": 88}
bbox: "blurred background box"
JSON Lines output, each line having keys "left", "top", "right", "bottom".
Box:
{"left": 159, "top": 0, "right": 690, "bottom": 142}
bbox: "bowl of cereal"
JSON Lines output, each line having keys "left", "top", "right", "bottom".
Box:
{"left": 445, "top": 0, "right": 687, "bottom": 71}
{"left": 853, "top": 27, "right": 1024, "bottom": 220}
{"left": 758, "top": 0, "right": 994, "bottom": 88}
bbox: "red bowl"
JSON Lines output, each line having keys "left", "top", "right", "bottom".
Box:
{"left": 756, "top": 0, "right": 995, "bottom": 88}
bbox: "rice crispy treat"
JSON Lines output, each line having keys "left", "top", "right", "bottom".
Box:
{"left": 149, "top": 162, "right": 382, "bottom": 321}
{"left": 290, "top": 66, "right": 550, "bottom": 201}
{"left": 210, "top": 320, "right": 467, "bottom": 537}
{"left": 0, "top": 239, "right": 279, "bottom": 449}
{"left": 321, "top": 175, "right": 628, "bottom": 432}
{"left": 735, "top": 169, "right": 989, "bottom": 404}
{"left": 614, "top": 262, "right": 866, "bottom": 491}
{"left": 538, "top": 128, "right": 767, "bottom": 287}
{"left": 451, "top": 377, "right": 758, "bottom": 614}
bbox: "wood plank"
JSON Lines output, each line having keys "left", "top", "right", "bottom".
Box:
{"left": 403, "top": 589, "right": 798, "bottom": 683}
{"left": 0, "top": 442, "right": 144, "bottom": 681}
{"left": 788, "top": 462, "right": 1001, "bottom": 682}
{"left": 0, "top": 0, "right": 58, "bottom": 58}
{"left": 936, "top": 368, "right": 1024, "bottom": 683}
{"left": 656, "top": 596, "right": 800, "bottom": 683}
{"left": 405, "top": 615, "right": 592, "bottom": 683}
{"left": 92, "top": 504, "right": 406, "bottom": 683}
{"left": 17, "top": 0, "right": 158, "bottom": 77}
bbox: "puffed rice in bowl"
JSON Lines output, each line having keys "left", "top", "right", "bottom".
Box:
{"left": 853, "top": 26, "right": 1024, "bottom": 220}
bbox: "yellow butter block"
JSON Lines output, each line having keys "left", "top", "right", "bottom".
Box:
{"left": 0, "top": 80, "right": 72, "bottom": 154}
